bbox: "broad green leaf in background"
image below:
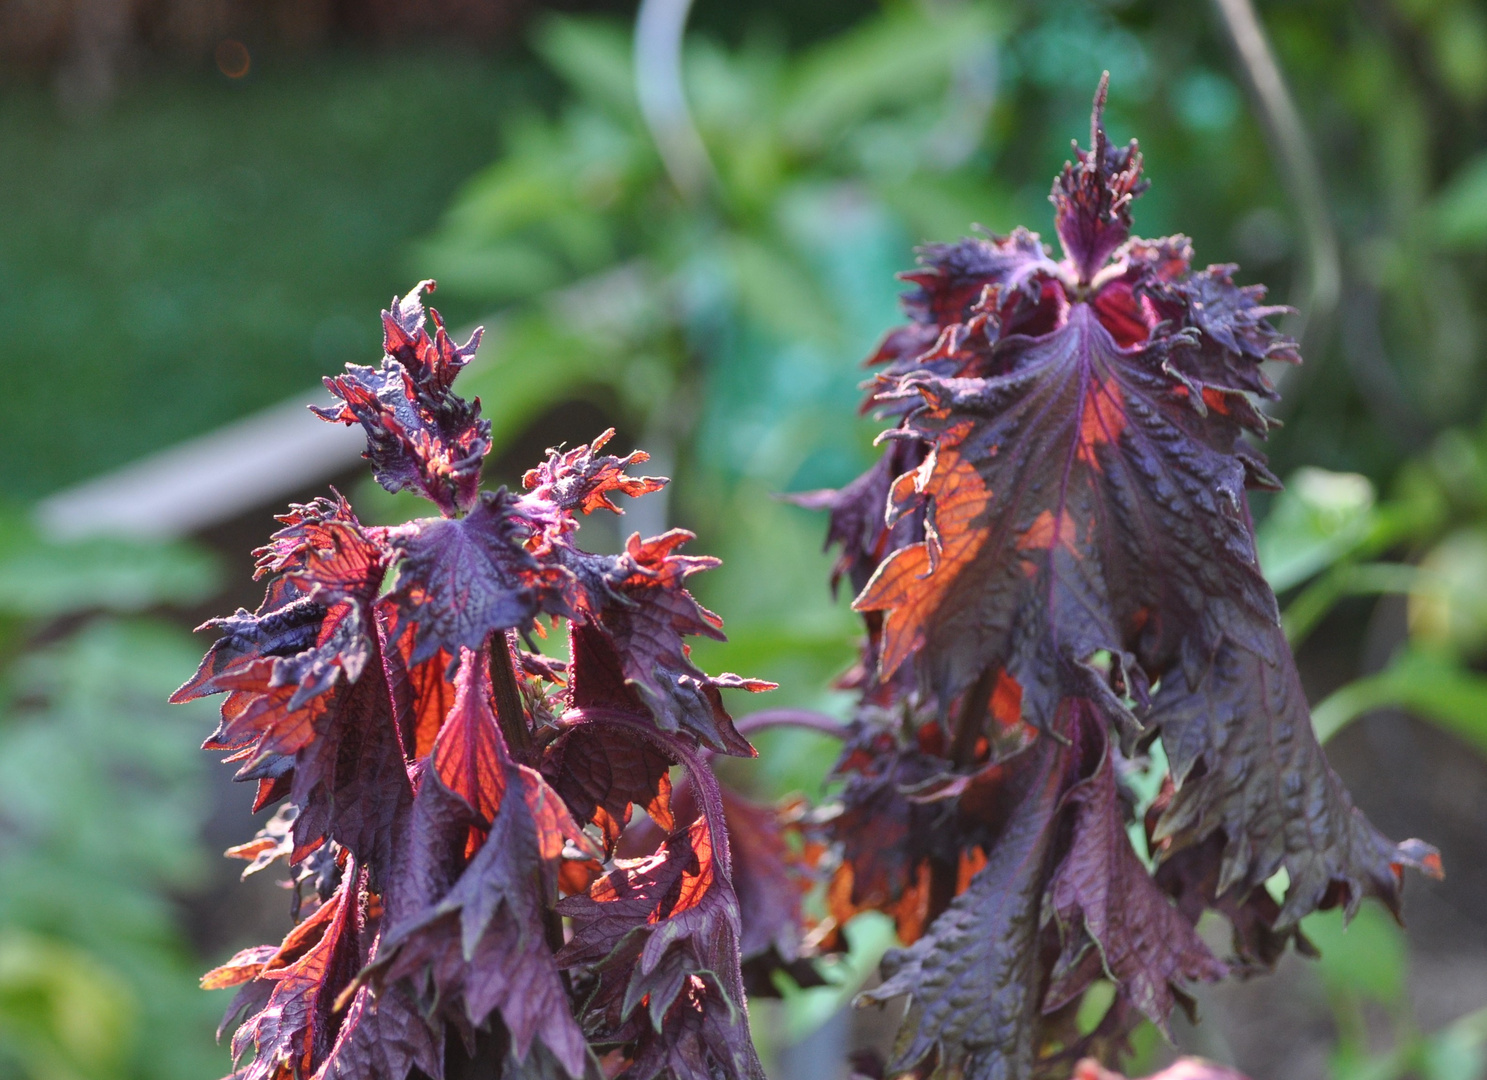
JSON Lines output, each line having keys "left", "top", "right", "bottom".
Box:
{"left": 1409, "top": 526, "right": 1487, "bottom": 657}
{"left": 1311, "top": 646, "right": 1487, "bottom": 752}
{"left": 0, "top": 618, "right": 223, "bottom": 1080}
{"left": 1257, "top": 468, "right": 1378, "bottom": 594}
{"left": 1432, "top": 152, "right": 1487, "bottom": 248}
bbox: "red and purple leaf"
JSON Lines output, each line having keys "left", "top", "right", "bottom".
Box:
{"left": 804, "top": 78, "right": 1439, "bottom": 1080}
{"left": 188, "top": 276, "right": 767, "bottom": 1080}
{"left": 1045, "top": 731, "right": 1225, "bottom": 1030}
{"left": 541, "top": 718, "right": 675, "bottom": 853}
{"left": 1151, "top": 623, "right": 1443, "bottom": 926}
{"left": 314, "top": 281, "right": 490, "bottom": 517}
{"left": 385, "top": 490, "right": 555, "bottom": 664}
{"left": 521, "top": 428, "right": 667, "bottom": 518}
{"left": 857, "top": 731, "right": 1070, "bottom": 1079}
{"left": 558, "top": 816, "right": 763, "bottom": 1080}
{"left": 566, "top": 531, "right": 773, "bottom": 755}
{"left": 1051, "top": 75, "right": 1147, "bottom": 284}
{"left": 373, "top": 754, "right": 593, "bottom": 1077}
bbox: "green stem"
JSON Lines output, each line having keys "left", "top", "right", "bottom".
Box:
{"left": 1282, "top": 561, "right": 1426, "bottom": 648}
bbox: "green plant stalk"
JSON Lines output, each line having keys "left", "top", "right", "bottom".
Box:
{"left": 1282, "top": 562, "right": 1427, "bottom": 648}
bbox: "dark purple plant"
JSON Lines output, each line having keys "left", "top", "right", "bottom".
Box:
{"left": 800, "top": 78, "right": 1441, "bottom": 1078}
{"left": 180, "top": 78, "right": 1441, "bottom": 1080}
{"left": 179, "top": 281, "right": 795, "bottom": 1080}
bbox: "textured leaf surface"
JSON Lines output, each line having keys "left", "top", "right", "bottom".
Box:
{"left": 542, "top": 719, "right": 675, "bottom": 852}
{"left": 376, "top": 753, "right": 591, "bottom": 1076}
{"left": 521, "top": 428, "right": 666, "bottom": 516}
{"left": 556, "top": 720, "right": 765, "bottom": 1080}
{"left": 314, "top": 281, "right": 490, "bottom": 516}
{"left": 317, "top": 982, "right": 444, "bottom": 1080}
{"left": 559, "top": 812, "right": 764, "bottom": 1080}
{"left": 804, "top": 84, "right": 1438, "bottom": 1080}
{"left": 187, "top": 278, "right": 767, "bottom": 1080}
{"left": 858, "top": 733, "right": 1067, "bottom": 1080}
{"left": 1151, "top": 622, "right": 1442, "bottom": 926}
{"left": 572, "top": 531, "right": 773, "bottom": 754}
{"left": 387, "top": 491, "right": 551, "bottom": 664}
{"left": 228, "top": 880, "right": 361, "bottom": 1080}
{"left": 1046, "top": 734, "right": 1224, "bottom": 1028}
{"left": 289, "top": 623, "right": 412, "bottom": 868}
{"left": 854, "top": 298, "right": 1275, "bottom": 735}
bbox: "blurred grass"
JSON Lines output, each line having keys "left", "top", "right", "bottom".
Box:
{"left": 0, "top": 49, "right": 514, "bottom": 501}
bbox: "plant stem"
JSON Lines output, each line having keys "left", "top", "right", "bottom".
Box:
{"left": 634, "top": 0, "right": 714, "bottom": 199}
{"left": 950, "top": 666, "right": 997, "bottom": 768}
{"left": 488, "top": 632, "right": 534, "bottom": 762}
{"left": 733, "top": 708, "right": 848, "bottom": 740}
{"left": 1210, "top": 0, "right": 1340, "bottom": 374}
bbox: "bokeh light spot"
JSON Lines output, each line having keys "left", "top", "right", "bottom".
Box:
{"left": 215, "top": 40, "right": 251, "bottom": 79}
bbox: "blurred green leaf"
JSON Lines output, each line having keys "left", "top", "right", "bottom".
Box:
{"left": 1282, "top": 562, "right": 1425, "bottom": 648}
{"left": 780, "top": 4, "right": 1001, "bottom": 150}
{"left": 1432, "top": 152, "right": 1487, "bottom": 247}
{"left": 0, "top": 517, "right": 220, "bottom": 619}
{"left": 1408, "top": 527, "right": 1487, "bottom": 657}
{"left": 1312, "top": 646, "right": 1487, "bottom": 750}
{"left": 1304, "top": 905, "right": 1408, "bottom": 1006}
{"left": 0, "top": 52, "right": 515, "bottom": 500}
{"left": 532, "top": 16, "right": 639, "bottom": 121}
{"left": 1258, "top": 468, "right": 1378, "bottom": 593}
{"left": 0, "top": 930, "right": 135, "bottom": 1080}
{"left": 1419, "top": 1005, "right": 1487, "bottom": 1080}
{"left": 773, "top": 912, "right": 896, "bottom": 1044}
{"left": 0, "top": 594, "right": 222, "bottom": 1079}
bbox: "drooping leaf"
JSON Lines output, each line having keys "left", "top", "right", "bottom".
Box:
{"left": 566, "top": 532, "right": 773, "bottom": 755}
{"left": 382, "top": 617, "right": 458, "bottom": 760}
{"left": 372, "top": 726, "right": 594, "bottom": 1077}
{"left": 852, "top": 294, "right": 1275, "bottom": 737}
{"left": 803, "top": 82, "right": 1439, "bottom": 1080}
{"left": 857, "top": 730, "right": 1070, "bottom": 1080}
{"left": 824, "top": 719, "right": 968, "bottom": 943}
{"left": 662, "top": 775, "right": 814, "bottom": 969}
{"left": 1045, "top": 732, "right": 1225, "bottom": 1031}
{"left": 1151, "top": 622, "right": 1442, "bottom": 927}
{"left": 558, "top": 809, "right": 764, "bottom": 1080}
{"left": 541, "top": 719, "right": 675, "bottom": 853}
{"left": 428, "top": 646, "right": 510, "bottom": 828}
{"left": 287, "top": 619, "right": 412, "bottom": 868}
{"left": 226, "top": 878, "right": 362, "bottom": 1080}
{"left": 1151, "top": 831, "right": 1309, "bottom": 974}
{"left": 317, "top": 982, "right": 444, "bottom": 1080}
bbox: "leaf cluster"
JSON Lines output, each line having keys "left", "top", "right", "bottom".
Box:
{"left": 798, "top": 82, "right": 1441, "bottom": 1079}
{"left": 180, "top": 283, "right": 809, "bottom": 1080}
{"left": 185, "top": 82, "right": 1450, "bottom": 1080}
